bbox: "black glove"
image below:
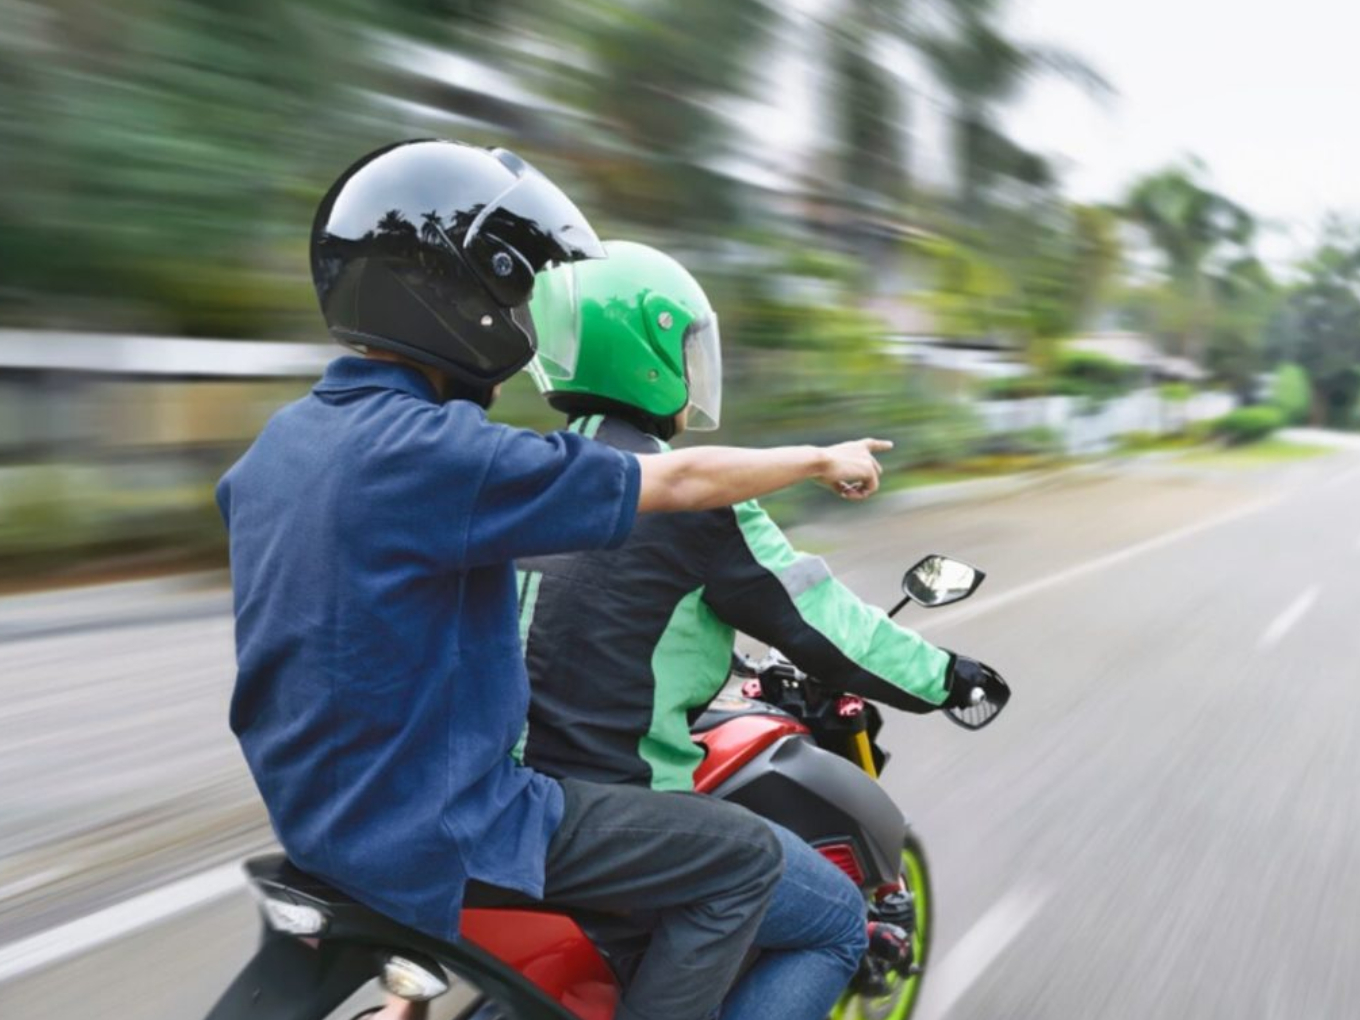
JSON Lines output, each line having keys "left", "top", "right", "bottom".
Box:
{"left": 942, "top": 654, "right": 1011, "bottom": 730}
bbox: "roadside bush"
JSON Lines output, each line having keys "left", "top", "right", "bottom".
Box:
{"left": 982, "top": 374, "right": 1051, "bottom": 400}
{"left": 1270, "top": 363, "right": 1311, "bottom": 424}
{"left": 981, "top": 351, "right": 1139, "bottom": 402}
{"left": 976, "top": 426, "right": 1063, "bottom": 457}
{"left": 1053, "top": 349, "right": 1139, "bottom": 390}
{"left": 1211, "top": 407, "right": 1283, "bottom": 446}
{"left": 1118, "top": 430, "right": 1162, "bottom": 451}
{"left": 0, "top": 464, "right": 226, "bottom": 578}
{"left": 1185, "top": 418, "right": 1218, "bottom": 444}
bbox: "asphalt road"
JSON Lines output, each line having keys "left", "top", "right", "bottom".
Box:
{"left": 2, "top": 449, "right": 1358, "bottom": 1019}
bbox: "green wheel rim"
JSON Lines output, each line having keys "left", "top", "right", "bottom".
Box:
{"left": 831, "top": 841, "right": 930, "bottom": 1020}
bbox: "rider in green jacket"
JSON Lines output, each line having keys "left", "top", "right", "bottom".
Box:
{"left": 518, "top": 242, "right": 995, "bottom": 790}
{"left": 516, "top": 241, "right": 1002, "bottom": 1018}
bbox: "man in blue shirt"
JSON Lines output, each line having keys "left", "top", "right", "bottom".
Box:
{"left": 218, "top": 140, "right": 892, "bottom": 1020}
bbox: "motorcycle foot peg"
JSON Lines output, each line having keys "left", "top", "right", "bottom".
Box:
{"left": 866, "top": 922, "right": 911, "bottom": 966}
{"left": 851, "top": 922, "right": 912, "bottom": 996}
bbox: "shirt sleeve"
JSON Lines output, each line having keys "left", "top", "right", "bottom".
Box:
{"left": 701, "top": 500, "right": 951, "bottom": 713}
{"left": 465, "top": 424, "right": 641, "bottom": 568}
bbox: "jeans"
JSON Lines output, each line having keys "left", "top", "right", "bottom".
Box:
{"left": 722, "top": 823, "right": 869, "bottom": 1020}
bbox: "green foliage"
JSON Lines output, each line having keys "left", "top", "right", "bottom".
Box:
{"left": 1159, "top": 382, "right": 1193, "bottom": 403}
{"left": 1270, "top": 364, "right": 1312, "bottom": 424}
{"left": 982, "top": 375, "right": 1051, "bottom": 400}
{"left": 1119, "top": 163, "right": 1274, "bottom": 379}
{"left": 1116, "top": 429, "right": 1216, "bottom": 453}
{"left": 911, "top": 202, "right": 1123, "bottom": 348}
{"left": 976, "top": 426, "right": 1063, "bottom": 457}
{"left": 1268, "top": 222, "right": 1360, "bottom": 428}
{"left": 0, "top": 465, "right": 224, "bottom": 573}
{"left": 981, "top": 348, "right": 1137, "bottom": 401}
{"left": 1052, "top": 348, "right": 1138, "bottom": 388}
{"left": 1210, "top": 407, "right": 1283, "bottom": 446}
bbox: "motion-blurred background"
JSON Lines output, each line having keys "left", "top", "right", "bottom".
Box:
{"left": 4, "top": 0, "right": 1360, "bottom": 1017}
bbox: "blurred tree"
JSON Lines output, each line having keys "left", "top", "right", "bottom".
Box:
{"left": 1269, "top": 363, "right": 1312, "bottom": 425}
{"left": 0, "top": 0, "right": 552, "bottom": 336}
{"left": 1204, "top": 254, "right": 1276, "bottom": 399}
{"left": 1268, "top": 221, "right": 1360, "bottom": 426}
{"left": 557, "top": 0, "right": 779, "bottom": 230}
{"left": 915, "top": 3, "right": 1111, "bottom": 220}
{"left": 825, "top": 0, "right": 911, "bottom": 212}
{"left": 1120, "top": 162, "right": 1258, "bottom": 362}
{"left": 0, "top": 0, "right": 407, "bottom": 335}
{"left": 913, "top": 198, "right": 1121, "bottom": 355}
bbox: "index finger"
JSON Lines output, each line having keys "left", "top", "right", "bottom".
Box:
{"left": 862, "top": 439, "right": 894, "bottom": 453}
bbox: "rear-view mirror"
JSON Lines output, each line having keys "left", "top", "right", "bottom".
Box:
{"left": 902, "top": 555, "right": 985, "bottom": 608}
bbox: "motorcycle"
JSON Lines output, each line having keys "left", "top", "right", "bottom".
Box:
{"left": 206, "top": 554, "right": 1010, "bottom": 1020}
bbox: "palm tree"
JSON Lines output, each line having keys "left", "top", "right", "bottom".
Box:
{"left": 1122, "top": 162, "right": 1257, "bottom": 361}
{"left": 915, "top": 5, "right": 1112, "bottom": 220}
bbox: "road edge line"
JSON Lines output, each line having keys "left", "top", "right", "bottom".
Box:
{"left": 0, "top": 862, "right": 247, "bottom": 984}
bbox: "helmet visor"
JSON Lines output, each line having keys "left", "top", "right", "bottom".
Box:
{"left": 683, "top": 314, "right": 722, "bottom": 431}
{"left": 527, "top": 261, "right": 582, "bottom": 383}
{"left": 464, "top": 153, "right": 605, "bottom": 305}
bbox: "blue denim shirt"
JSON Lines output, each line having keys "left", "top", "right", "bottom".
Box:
{"left": 216, "top": 357, "right": 640, "bottom": 940}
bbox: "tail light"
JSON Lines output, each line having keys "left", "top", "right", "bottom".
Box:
{"left": 817, "top": 842, "right": 866, "bottom": 886}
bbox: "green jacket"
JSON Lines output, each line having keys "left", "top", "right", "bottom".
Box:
{"left": 517, "top": 415, "right": 951, "bottom": 792}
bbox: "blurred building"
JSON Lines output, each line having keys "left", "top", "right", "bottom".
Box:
{"left": 0, "top": 332, "right": 329, "bottom": 464}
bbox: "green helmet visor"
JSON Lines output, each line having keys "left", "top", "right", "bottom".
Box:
{"left": 527, "top": 259, "right": 582, "bottom": 382}
{"left": 683, "top": 313, "right": 721, "bottom": 431}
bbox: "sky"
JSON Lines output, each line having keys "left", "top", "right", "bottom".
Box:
{"left": 1004, "top": 0, "right": 1359, "bottom": 264}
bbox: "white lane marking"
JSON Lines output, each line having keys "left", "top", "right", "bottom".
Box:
{"left": 916, "top": 495, "right": 1281, "bottom": 634}
{"left": 924, "top": 886, "right": 1049, "bottom": 1019}
{"left": 1257, "top": 586, "right": 1320, "bottom": 650}
{"left": 0, "top": 862, "right": 246, "bottom": 984}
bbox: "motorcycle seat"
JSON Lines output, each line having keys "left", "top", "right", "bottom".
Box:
{"left": 242, "top": 853, "right": 581, "bottom": 1020}
{"left": 244, "top": 853, "right": 637, "bottom": 937}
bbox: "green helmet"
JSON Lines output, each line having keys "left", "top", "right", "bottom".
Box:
{"left": 528, "top": 240, "right": 721, "bottom": 438}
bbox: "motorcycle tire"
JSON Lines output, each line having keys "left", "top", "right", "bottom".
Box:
{"left": 831, "top": 830, "right": 932, "bottom": 1020}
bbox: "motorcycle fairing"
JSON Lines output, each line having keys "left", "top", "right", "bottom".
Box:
{"left": 710, "top": 734, "right": 907, "bottom": 888}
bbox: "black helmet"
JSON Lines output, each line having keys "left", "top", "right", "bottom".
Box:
{"left": 310, "top": 139, "right": 605, "bottom": 387}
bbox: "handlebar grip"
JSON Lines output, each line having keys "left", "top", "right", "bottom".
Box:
{"left": 945, "top": 673, "right": 1010, "bottom": 731}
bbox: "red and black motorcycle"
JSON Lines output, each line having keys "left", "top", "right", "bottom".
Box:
{"left": 207, "top": 554, "right": 1009, "bottom": 1020}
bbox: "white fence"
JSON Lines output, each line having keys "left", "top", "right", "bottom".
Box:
{"left": 976, "top": 389, "right": 1237, "bottom": 454}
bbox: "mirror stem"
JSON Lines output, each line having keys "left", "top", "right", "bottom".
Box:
{"left": 887, "top": 594, "right": 912, "bottom": 619}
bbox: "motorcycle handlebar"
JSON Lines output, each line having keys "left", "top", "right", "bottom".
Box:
{"left": 944, "top": 671, "right": 1011, "bottom": 731}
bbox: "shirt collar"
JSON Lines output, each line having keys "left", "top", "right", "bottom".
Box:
{"left": 313, "top": 356, "right": 438, "bottom": 402}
